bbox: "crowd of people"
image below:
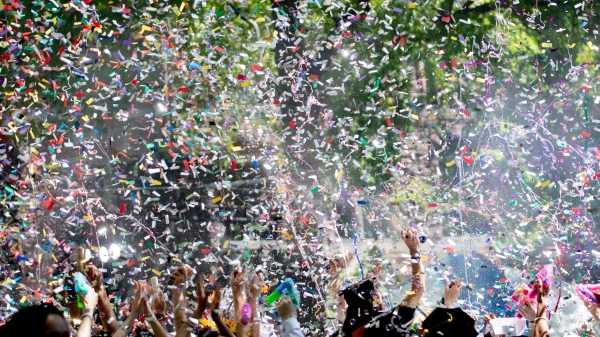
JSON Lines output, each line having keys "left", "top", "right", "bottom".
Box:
{"left": 0, "top": 227, "right": 598, "bottom": 337}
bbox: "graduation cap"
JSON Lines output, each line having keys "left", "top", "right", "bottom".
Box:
{"left": 421, "top": 308, "right": 478, "bottom": 337}
{"left": 361, "top": 305, "right": 416, "bottom": 337}
{"left": 339, "top": 279, "right": 378, "bottom": 337}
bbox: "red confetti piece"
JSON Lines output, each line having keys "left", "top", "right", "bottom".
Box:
{"left": 231, "top": 161, "right": 236, "bottom": 170}
{"left": 119, "top": 204, "right": 125, "bottom": 214}
{"left": 290, "top": 120, "right": 295, "bottom": 129}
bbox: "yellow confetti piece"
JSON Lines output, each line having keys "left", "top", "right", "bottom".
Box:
{"left": 83, "top": 215, "right": 93, "bottom": 221}
{"left": 223, "top": 241, "right": 229, "bottom": 249}
{"left": 141, "top": 256, "right": 150, "bottom": 261}
{"left": 212, "top": 26, "right": 220, "bottom": 32}
{"left": 152, "top": 269, "right": 162, "bottom": 276}
{"left": 232, "top": 146, "right": 242, "bottom": 151}
{"left": 85, "top": 98, "right": 94, "bottom": 105}
{"left": 447, "top": 76, "right": 457, "bottom": 81}
{"left": 451, "top": 36, "right": 457, "bottom": 40}
{"left": 240, "top": 81, "right": 251, "bottom": 87}
{"left": 256, "top": 17, "right": 266, "bottom": 22}
{"left": 446, "top": 159, "right": 456, "bottom": 167}
{"left": 408, "top": 3, "right": 417, "bottom": 8}
{"left": 541, "top": 180, "right": 551, "bottom": 188}
{"left": 151, "top": 179, "right": 162, "bottom": 186}
{"left": 541, "top": 42, "right": 553, "bottom": 48}
{"left": 172, "top": 257, "right": 181, "bottom": 263}
{"left": 336, "top": 170, "right": 344, "bottom": 180}
{"left": 52, "top": 254, "right": 58, "bottom": 263}
{"left": 476, "top": 78, "right": 486, "bottom": 83}
{"left": 20, "top": 296, "right": 27, "bottom": 303}
{"left": 212, "top": 196, "right": 222, "bottom": 203}
{"left": 139, "top": 25, "right": 152, "bottom": 35}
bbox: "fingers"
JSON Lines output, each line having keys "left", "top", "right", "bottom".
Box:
{"left": 198, "top": 273, "right": 205, "bottom": 290}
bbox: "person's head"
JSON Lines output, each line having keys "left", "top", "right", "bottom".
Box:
{"left": 0, "top": 304, "right": 70, "bottom": 337}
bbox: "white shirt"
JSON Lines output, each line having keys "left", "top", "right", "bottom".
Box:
{"left": 281, "top": 317, "right": 305, "bottom": 337}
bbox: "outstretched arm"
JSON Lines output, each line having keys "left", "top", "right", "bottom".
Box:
{"left": 399, "top": 228, "right": 425, "bottom": 308}
{"left": 532, "top": 278, "right": 549, "bottom": 337}
{"left": 86, "top": 264, "right": 118, "bottom": 332}
{"left": 210, "top": 284, "right": 236, "bottom": 337}
{"left": 114, "top": 281, "right": 144, "bottom": 337}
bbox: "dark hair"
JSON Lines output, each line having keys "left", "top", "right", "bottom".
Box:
{"left": 0, "top": 304, "right": 66, "bottom": 336}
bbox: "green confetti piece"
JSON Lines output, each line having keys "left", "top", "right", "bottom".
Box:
{"left": 311, "top": 186, "right": 319, "bottom": 194}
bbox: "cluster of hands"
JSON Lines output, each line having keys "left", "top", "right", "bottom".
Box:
{"left": 75, "top": 262, "right": 299, "bottom": 336}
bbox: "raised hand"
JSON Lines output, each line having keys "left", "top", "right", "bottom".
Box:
{"left": 400, "top": 228, "right": 419, "bottom": 252}
{"left": 483, "top": 312, "right": 497, "bottom": 328}
{"left": 85, "top": 264, "right": 104, "bottom": 292}
{"left": 197, "top": 273, "right": 210, "bottom": 309}
{"left": 131, "top": 281, "right": 147, "bottom": 315}
{"left": 231, "top": 267, "right": 247, "bottom": 295}
{"left": 151, "top": 289, "right": 166, "bottom": 315}
{"left": 444, "top": 278, "right": 461, "bottom": 309}
{"left": 81, "top": 288, "right": 99, "bottom": 316}
{"left": 518, "top": 299, "right": 536, "bottom": 322}
{"left": 535, "top": 278, "right": 549, "bottom": 304}
{"left": 248, "top": 272, "right": 264, "bottom": 301}
{"left": 210, "top": 284, "right": 222, "bottom": 313}
{"left": 169, "top": 264, "right": 194, "bottom": 286}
